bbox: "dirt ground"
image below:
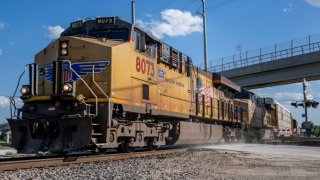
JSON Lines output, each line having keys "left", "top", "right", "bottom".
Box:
{"left": 199, "top": 144, "right": 320, "bottom": 179}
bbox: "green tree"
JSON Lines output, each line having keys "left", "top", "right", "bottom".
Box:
{"left": 314, "top": 125, "right": 320, "bottom": 137}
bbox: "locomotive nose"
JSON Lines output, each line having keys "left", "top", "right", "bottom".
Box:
{"left": 8, "top": 117, "right": 93, "bottom": 153}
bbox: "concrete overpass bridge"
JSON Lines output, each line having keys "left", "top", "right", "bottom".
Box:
{"left": 207, "top": 34, "right": 320, "bottom": 89}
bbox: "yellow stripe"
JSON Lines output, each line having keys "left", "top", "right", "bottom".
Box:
{"left": 86, "top": 98, "right": 108, "bottom": 103}
{"left": 24, "top": 96, "right": 51, "bottom": 102}
{"left": 86, "top": 98, "right": 126, "bottom": 104}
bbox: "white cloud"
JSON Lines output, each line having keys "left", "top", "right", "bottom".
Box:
{"left": 283, "top": 3, "right": 294, "bottom": 13}
{"left": 136, "top": 9, "right": 202, "bottom": 39}
{"left": 291, "top": 82, "right": 301, "bottom": 86}
{"left": 145, "top": 14, "right": 153, "bottom": 18}
{"left": 252, "top": 91, "right": 269, "bottom": 97}
{"left": 14, "top": 98, "right": 23, "bottom": 108}
{"left": 275, "top": 92, "right": 303, "bottom": 101}
{"left": 45, "top": 25, "right": 65, "bottom": 39}
{"left": 305, "top": 0, "right": 320, "bottom": 7}
{"left": 0, "top": 48, "right": 2, "bottom": 56}
{"left": 0, "top": 21, "right": 6, "bottom": 30}
{"left": 0, "top": 96, "right": 10, "bottom": 108}
{"left": 0, "top": 96, "right": 23, "bottom": 109}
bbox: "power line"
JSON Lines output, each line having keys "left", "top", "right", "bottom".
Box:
{"left": 206, "top": 0, "right": 240, "bottom": 12}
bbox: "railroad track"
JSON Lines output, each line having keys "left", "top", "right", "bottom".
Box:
{"left": 0, "top": 148, "right": 188, "bottom": 172}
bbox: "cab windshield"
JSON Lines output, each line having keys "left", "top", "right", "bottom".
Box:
{"left": 90, "top": 28, "right": 129, "bottom": 41}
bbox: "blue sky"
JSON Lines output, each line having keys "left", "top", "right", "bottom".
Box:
{"left": 0, "top": 0, "right": 320, "bottom": 125}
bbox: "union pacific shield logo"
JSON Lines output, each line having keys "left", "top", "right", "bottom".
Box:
{"left": 39, "top": 60, "right": 110, "bottom": 83}
{"left": 158, "top": 68, "right": 165, "bottom": 85}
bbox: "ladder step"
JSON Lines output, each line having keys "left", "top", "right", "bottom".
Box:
{"left": 92, "top": 123, "right": 99, "bottom": 126}
{"left": 92, "top": 133, "right": 102, "bottom": 136}
{"left": 95, "top": 143, "right": 108, "bottom": 147}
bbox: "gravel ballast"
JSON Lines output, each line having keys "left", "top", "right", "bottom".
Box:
{"left": 1, "top": 147, "right": 320, "bottom": 180}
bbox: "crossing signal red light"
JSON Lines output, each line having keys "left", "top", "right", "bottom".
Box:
{"left": 312, "top": 101, "right": 319, "bottom": 108}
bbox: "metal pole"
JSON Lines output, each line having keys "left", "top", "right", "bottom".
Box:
{"left": 309, "top": 35, "right": 311, "bottom": 50}
{"left": 132, "top": 0, "right": 135, "bottom": 25}
{"left": 303, "top": 78, "right": 308, "bottom": 122}
{"left": 291, "top": 40, "right": 293, "bottom": 56}
{"left": 6, "top": 132, "right": 10, "bottom": 144}
{"left": 274, "top": 44, "right": 277, "bottom": 60}
{"left": 201, "top": 0, "right": 209, "bottom": 71}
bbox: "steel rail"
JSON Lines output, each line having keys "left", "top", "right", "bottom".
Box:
{"left": 0, "top": 148, "right": 188, "bottom": 172}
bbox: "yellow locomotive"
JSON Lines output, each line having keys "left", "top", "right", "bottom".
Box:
{"left": 8, "top": 17, "right": 289, "bottom": 153}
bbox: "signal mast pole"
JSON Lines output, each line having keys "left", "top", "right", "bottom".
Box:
{"left": 303, "top": 78, "right": 308, "bottom": 122}
{"left": 201, "top": 0, "right": 209, "bottom": 71}
{"left": 132, "top": 0, "right": 135, "bottom": 25}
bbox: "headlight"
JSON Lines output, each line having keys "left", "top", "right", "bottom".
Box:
{"left": 61, "top": 49, "right": 68, "bottom": 56}
{"left": 61, "top": 42, "right": 68, "bottom": 49}
{"left": 62, "top": 83, "right": 73, "bottom": 93}
{"left": 20, "top": 86, "right": 30, "bottom": 95}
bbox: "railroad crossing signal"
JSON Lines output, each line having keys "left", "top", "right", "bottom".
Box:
{"left": 291, "top": 101, "right": 319, "bottom": 108}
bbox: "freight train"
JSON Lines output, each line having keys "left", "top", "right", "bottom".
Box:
{"left": 8, "top": 17, "right": 293, "bottom": 153}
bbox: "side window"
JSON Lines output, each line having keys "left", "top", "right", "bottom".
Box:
{"left": 182, "top": 55, "right": 187, "bottom": 74}
{"left": 135, "top": 30, "right": 157, "bottom": 58}
{"left": 135, "top": 32, "right": 141, "bottom": 51}
{"left": 196, "top": 77, "right": 202, "bottom": 92}
{"left": 135, "top": 31, "right": 145, "bottom": 51}
{"left": 143, "top": 84, "right": 150, "bottom": 100}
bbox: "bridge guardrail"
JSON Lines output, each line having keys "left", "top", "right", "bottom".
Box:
{"left": 203, "top": 34, "right": 320, "bottom": 72}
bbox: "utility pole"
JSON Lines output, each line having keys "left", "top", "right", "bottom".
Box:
{"left": 131, "top": 0, "right": 135, "bottom": 25}
{"left": 201, "top": 0, "right": 209, "bottom": 71}
{"left": 303, "top": 78, "right": 308, "bottom": 122}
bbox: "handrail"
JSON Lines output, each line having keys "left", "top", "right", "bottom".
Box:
{"left": 62, "top": 60, "right": 99, "bottom": 117}
{"left": 10, "top": 64, "right": 31, "bottom": 119}
{"left": 91, "top": 65, "right": 111, "bottom": 126}
{"left": 92, "top": 65, "right": 109, "bottom": 99}
{"left": 208, "top": 40, "right": 320, "bottom": 72}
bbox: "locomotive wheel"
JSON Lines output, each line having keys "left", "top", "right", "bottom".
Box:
{"left": 147, "top": 142, "right": 159, "bottom": 151}
{"left": 118, "top": 142, "right": 134, "bottom": 153}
